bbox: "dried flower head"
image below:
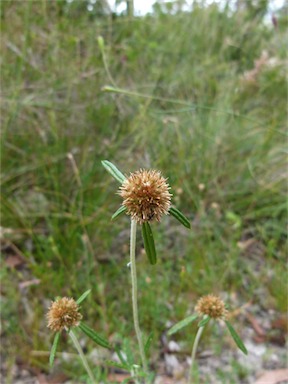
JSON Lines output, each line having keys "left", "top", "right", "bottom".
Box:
{"left": 195, "top": 294, "right": 228, "bottom": 320}
{"left": 47, "top": 297, "right": 82, "bottom": 332}
{"left": 119, "top": 169, "right": 172, "bottom": 223}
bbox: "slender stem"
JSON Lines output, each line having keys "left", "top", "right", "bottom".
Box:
{"left": 101, "top": 85, "right": 249, "bottom": 119}
{"left": 69, "top": 329, "right": 96, "bottom": 384}
{"left": 130, "top": 219, "right": 148, "bottom": 375}
{"left": 189, "top": 325, "right": 205, "bottom": 383}
{"left": 99, "top": 40, "right": 117, "bottom": 88}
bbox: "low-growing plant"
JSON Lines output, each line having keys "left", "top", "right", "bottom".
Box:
{"left": 46, "top": 162, "right": 249, "bottom": 383}
{"left": 47, "top": 290, "right": 110, "bottom": 384}
{"left": 168, "top": 294, "right": 248, "bottom": 383}
{"left": 101, "top": 160, "right": 190, "bottom": 380}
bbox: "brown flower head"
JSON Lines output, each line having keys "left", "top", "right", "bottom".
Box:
{"left": 47, "top": 297, "right": 82, "bottom": 332}
{"left": 195, "top": 294, "right": 228, "bottom": 320}
{"left": 119, "top": 169, "right": 172, "bottom": 223}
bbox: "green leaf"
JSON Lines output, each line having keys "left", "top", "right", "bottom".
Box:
{"left": 225, "top": 320, "right": 248, "bottom": 355}
{"left": 115, "top": 346, "right": 128, "bottom": 368}
{"left": 168, "top": 314, "right": 198, "bottom": 335}
{"left": 105, "top": 360, "right": 129, "bottom": 371}
{"left": 225, "top": 211, "right": 242, "bottom": 229}
{"left": 169, "top": 206, "right": 191, "bottom": 229}
{"left": 144, "top": 332, "right": 154, "bottom": 357}
{"left": 97, "top": 36, "right": 104, "bottom": 50}
{"left": 79, "top": 322, "right": 110, "bottom": 349}
{"left": 112, "top": 205, "right": 127, "bottom": 220}
{"left": 49, "top": 332, "right": 60, "bottom": 367}
{"left": 122, "top": 378, "right": 134, "bottom": 384}
{"left": 76, "top": 289, "right": 91, "bottom": 305}
{"left": 101, "top": 160, "right": 126, "bottom": 184}
{"left": 198, "top": 316, "right": 210, "bottom": 327}
{"left": 141, "top": 222, "right": 157, "bottom": 265}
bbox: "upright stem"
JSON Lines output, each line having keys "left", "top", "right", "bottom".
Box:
{"left": 69, "top": 329, "right": 96, "bottom": 384}
{"left": 189, "top": 325, "right": 205, "bottom": 383}
{"left": 130, "top": 219, "right": 148, "bottom": 375}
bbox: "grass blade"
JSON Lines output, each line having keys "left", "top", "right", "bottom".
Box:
{"left": 169, "top": 206, "right": 191, "bottom": 229}
{"left": 49, "top": 332, "right": 60, "bottom": 367}
{"left": 115, "top": 346, "right": 129, "bottom": 368}
{"left": 105, "top": 360, "right": 130, "bottom": 371}
{"left": 141, "top": 222, "right": 157, "bottom": 265}
{"left": 144, "top": 332, "right": 154, "bottom": 357}
{"left": 76, "top": 289, "right": 91, "bottom": 305}
{"left": 101, "top": 160, "right": 126, "bottom": 183}
{"left": 225, "top": 321, "right": 248, "bottom": 355}
{"left": 112, "top": 205, "right": 127, "bottom": 220}
{"left": 168, "top": 314, "right": 198, "bottom": 335}
{"left": 79, "top": 322, "right": 110, "bottom": 349}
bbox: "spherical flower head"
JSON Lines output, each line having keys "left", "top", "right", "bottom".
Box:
{"left": 119, "top": 169, "right": 172, "bottom": 224}
{"left": 47, "top": 297, "right": 82, "bottom": 332}
{"left": 195, "top": 294, "right": 228, "bottom": 320}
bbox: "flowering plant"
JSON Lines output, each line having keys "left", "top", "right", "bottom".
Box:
{"left": 102, "top": 160, "right": 190, "bottom": 378}
{"left": 168, "top": 294, "right": 248, "bottom": 383}
{"left": 47, "top": 290, "right": 110, "bottom": 383}
{"left": 102, "top": 160, "right": 190, "bottom": 264}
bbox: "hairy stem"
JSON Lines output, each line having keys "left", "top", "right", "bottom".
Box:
{"left": 130, "top": 219, "right": 148, "bottom": 375}
{"left": 189, "top": 325, "right": 205, "bottom": 383}
{"left": 69, "top": 329, "right": 96, "bottom": 384}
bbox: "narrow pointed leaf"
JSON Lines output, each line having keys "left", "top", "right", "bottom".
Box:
{"left": 97, "top": 36, "right": 104, "bottom": 50}
{"left": 144, "top": 332, "right": 154, "bottom": 357}
{"left": 115, "top": 346, "right": 129, "bottom": 368}
{"left": 141, "top": 222, "right": 157, "bottom": 265}
{"left": 79, "top": 322, "right": 110, "bottom": 349}
{"left": 169, "top": 206, "right": 191, "bottom": 229}
{"left": 105, "top": 360, "right": 130, "bottom": 371}
{"left": 198, "top": 316, "right": 210, "bottom": 327}
{"left": 101, "top": 160, "right": 126, "bottom": 184}
{"left": 225, "top": 320, "right": 248, "bottom": 355}
{"left": 49, "top": 332, "right": 60, "bottom": 367}
{"left": 122, "top": 378, "right": 134, "bottom": 384}
{"left": 76, "top": 289, "right": 91, "bottom": 305}
{"left": 168, "top": 314, "right": 198, "bottom": 335}
{"left": 112, "top": 205, "right": 127, "bottom": 220}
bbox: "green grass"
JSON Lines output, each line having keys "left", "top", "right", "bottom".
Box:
{"left": 1, "top": 1, "right": 287, "bottom": 382}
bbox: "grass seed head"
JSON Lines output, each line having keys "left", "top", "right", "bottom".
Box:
{"left": 195, "top": 294, "right": 228, "bottom": 320}
{"left": 119, "top": 169, "right": 172, "bottom": 224}
{"left": 47, "top": 297, "right": 82, "bottom": 332}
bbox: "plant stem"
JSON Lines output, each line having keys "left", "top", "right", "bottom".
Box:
{"left": 189, "top": 325, "right": 205, "bottom": 383}
{"left": 69, "top": 329, "right": 96, "bottom": 384}
{"left": 130, "top": 219, "right": 148, "bottom": 375}
{"left": 101, "top": 85, "right": 243, "bottom": 118}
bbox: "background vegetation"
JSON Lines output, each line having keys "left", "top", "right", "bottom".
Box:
{"left": 1, "top": 0, "right": 287, "bottom": 382}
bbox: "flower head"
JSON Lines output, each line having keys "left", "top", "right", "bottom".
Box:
{"left": 119, "top": 169, "right": 172, "bottom": 224}
{"left": 47, "top": 297, "right": 82, "bottom": 332}
{"left": 195, "top": 294, "right": 228, "bottom": 320}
